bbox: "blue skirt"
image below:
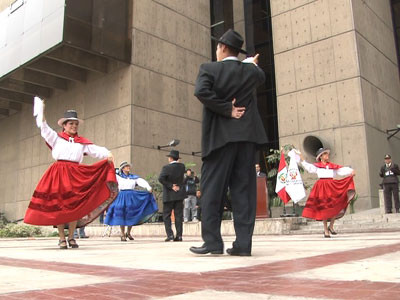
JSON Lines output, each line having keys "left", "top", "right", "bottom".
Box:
{"left": 105, "top": 190, "right": 158, "bottom": 226}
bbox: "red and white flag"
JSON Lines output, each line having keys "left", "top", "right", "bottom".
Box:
{"left": 275, "top": 151, "right": 291, "bottom": 204}
{"left": 286, "top": 150, "right": 306, "bottom": 203}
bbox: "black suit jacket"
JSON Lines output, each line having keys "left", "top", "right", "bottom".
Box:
{"left": 194, "top": 58, "right": 268, "bottom": 159}
{"left": 158, "top": 162, "right": 186, "bottom": 202}
{"left": 379, "top": 163, "right": 400, "bottom": 184}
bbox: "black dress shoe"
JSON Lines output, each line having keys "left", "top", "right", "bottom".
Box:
{"left": 226, "top": 248, "right": 251, "bottom": 256}
{"left": 328, "top": 228, "right": 337, "bottom": 235}
{"left": 165, "top": 236, "right": 174, "bottom": 242}
{"left": 173, "top": 236, "right": 182, "bottom": 242}
{"left": 189, "top": 245, "right": 223, "bottom": 255}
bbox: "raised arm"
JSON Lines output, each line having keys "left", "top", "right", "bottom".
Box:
{"left": 336, "top": 167, "right": 354, "bottom": 177}
{"left": 301, "top": 160, "right": 318, "bottom": 174}
{"left": 136, "top": 178, "right": 152, "bottom": 192}
{"left": 84, "top": 144, "right": 111, "bottom": 160}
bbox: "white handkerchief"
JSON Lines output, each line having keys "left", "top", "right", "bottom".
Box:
{"left": 33, "top": 96, "right": 43, "bottom": 128}
{"left": 288, "top": 149, "right": 301, "bottom": 163}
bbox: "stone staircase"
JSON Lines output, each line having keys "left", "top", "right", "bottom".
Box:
{"left": 289, "top": 208, "right": 400, "bottom": 235}
{"left": 84, "top": 217, "right": 307, "bottom": 237}
{"left": 77, "top": 209, "right": 400, "bottom": 237}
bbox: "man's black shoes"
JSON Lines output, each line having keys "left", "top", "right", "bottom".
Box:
{"left": 165, "top": 236, "right": 174, "bottom": 242}
{"left": 174, "top": 236, "right": 182, "bottom": 242}
{"left": 226, "top": 248, "right": 251, "bottom": 256}
{"left": 189, "top": 245, "right": 223, "bottom": 255}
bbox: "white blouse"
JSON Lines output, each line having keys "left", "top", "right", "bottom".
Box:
{"left": 41, "top": 121, "right": 110, "bottom": 163}
{"left": 117, "top": 174, "right": 152, "bottom": 191}
{"left": 301, "top": 161, "right": 353, "bottom": 178}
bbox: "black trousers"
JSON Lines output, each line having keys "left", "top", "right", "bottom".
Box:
{"left": 383, "top": 183, "right": 400, "bottom": 212}
{"left": 163, "top": 200, "right": 184, "bottom": 237}
{"left": 200, "top": 142, "right": 256, "bottom": 252}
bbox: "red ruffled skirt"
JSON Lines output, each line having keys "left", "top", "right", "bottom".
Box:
{"left": 24, "top": 159, "right": 118, "bottom": 227}
{"left": 302, "top": 176, "right": 355, "bottom": 221}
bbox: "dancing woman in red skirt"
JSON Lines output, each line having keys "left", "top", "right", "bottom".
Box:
{"left": 300, "top": 148, "right": 355, "bottom": 238}
{"left": 24, "top": 105, "right": 118, "bottom": 249}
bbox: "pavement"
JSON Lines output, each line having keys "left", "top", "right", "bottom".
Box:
{"left": 0, "top": 231, "right": 399, "bottom": 299}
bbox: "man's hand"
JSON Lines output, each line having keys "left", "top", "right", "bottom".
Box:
{"left": 107, "top": 152, "right": 114, "bottom": 163}
{"left": 242, "top": 53, "right": 260, "bottom": 65}
{"left": 172, "top": 184, "right": 180, "bottom": 192}
{"left": 231, "top": 98, "right": 245, "bottom": 119}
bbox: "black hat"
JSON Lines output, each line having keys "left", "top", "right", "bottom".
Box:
{"left": 167, "top": 150, "right": 180, "bottom": 160}
{"left": 385, "top": 154, "right": 391, "bottom": 159}
{"left": 57, "top": 110, "right": 83, "bottom": 127}
{"left": 212, "top": 29, "right": 247, "bottom": 54}
{"left": 316, "top": 148, "right": 330, "bottom": 161}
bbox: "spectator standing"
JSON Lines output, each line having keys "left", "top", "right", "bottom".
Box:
{"left": 158, "top": 150, "right": 186, "bottom": 242}
{"left": 183, "top": 169, "right": 200, "bottom": 222}
{"left": 255, "top": 164, "right": 266, "bottom": 177}
{"left": 74, "top": 227, "right": 89, "bottom": 239}
{"left": 379, "top": 154, "right": 400, "bottom": 213}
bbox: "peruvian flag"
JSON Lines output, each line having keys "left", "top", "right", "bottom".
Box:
{"left": 275, "top": 151, "right": 291, "bottom": 204}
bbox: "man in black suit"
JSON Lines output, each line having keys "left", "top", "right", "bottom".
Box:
{"left": 255, "top": 163, "right": 266, "bottom": 177}
{"left": 189, "top": 29, "right": 268, "bottom": 256}
{"left": 159, "top": 150, "right": 186, "bottom": 241}
{"left": 379, "top": 154, "right": 400, "bottom": 213}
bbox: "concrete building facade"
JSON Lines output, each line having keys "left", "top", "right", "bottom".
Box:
{"left": 272, "top": 0, "right": 400, "bottom": 210}
{"left": 0, "top": 0, "right": 399, "bottom": 221}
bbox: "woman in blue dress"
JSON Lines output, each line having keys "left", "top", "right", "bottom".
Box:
{"left": 105, "top": 161, "right": 158, "bottom": 241}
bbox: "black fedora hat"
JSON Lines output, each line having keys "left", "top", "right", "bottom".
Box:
{"left": 57, "top": 110, "right": 83, "bottom": 127}
{"left": 212, "top": 29, "right": 247, "bottom": 54}
{"left": 167, "top": 150, "right": 180, "bottom": 160}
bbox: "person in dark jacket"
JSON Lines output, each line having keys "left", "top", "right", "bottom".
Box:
{"left": 189, "top": 29, "right": 268, "bottom": 256}
{"left": 379, "top": 154, "right": 400, "bottom": 213}
{"left": 183, "top": 169, "right": 200, "bottom": 222}
{"left": 158, "top": 150, "right": 186, "bottom": 241}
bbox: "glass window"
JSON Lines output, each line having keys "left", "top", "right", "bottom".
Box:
{"left": 210, "top": 0, "right": 234, "bottom": 61}
{"left": 244, "top": 0, "right": 279, "bottom": 151}
{"left": 391, "top": 0, "right": 400, "bottom": 75}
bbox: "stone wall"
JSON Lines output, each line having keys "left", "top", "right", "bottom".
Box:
{"left": 0, "top": 0, "right": 208, "bottom": 221}
{"left": 271, "top": 0, "right": 400, "bottom": 211}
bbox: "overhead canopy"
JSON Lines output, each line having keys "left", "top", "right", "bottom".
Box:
{"left": 0, "top": 0, "right": 131, "bottom": 118}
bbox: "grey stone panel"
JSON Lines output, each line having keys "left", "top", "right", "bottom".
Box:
{"left": 309, "top": 0, "right": 332, "bottom": 42}
{"left": 337, "top": 78, "right": 364, "bottom": 126}
{"left": 312, "top": 38, "right": 336, "bottom": 86}
{"left": 315, "top": 83, "right": 340, "bottom": 130}
{"left": 291, "top": 5, "right": 312, "bottom": 48}
{"left": 357, "top": 33, "right": 400, "bottom": 102}
{"left": 270, "top": 0, "right": 290, "bottom": 16}
{"left": 277, "top": 93, "right": 299, "bottom": 137}
{"left": 297, "top": 88, "right": 319, "bottom": 133}
{"left": 272, "top": 12, "right": 293, "bottom": 53}
{"left": 332, "top": 32, "right": 359, "bottom": 81}
{"left": 360, "top": 0, "right": 394, "bottom": 29}
{"left": 352, "top": 0, "right": 397, "bottom": 64}
{"left": 329, "top": 0, "right": 354, "bottom": 35}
